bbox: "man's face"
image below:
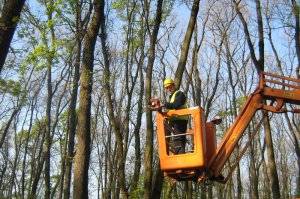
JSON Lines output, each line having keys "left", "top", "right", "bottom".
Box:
{"left": 165, "top": 84, "right": 175, "bottom": 94}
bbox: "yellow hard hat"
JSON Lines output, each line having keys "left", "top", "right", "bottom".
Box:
{"left": 163, "top": 78, "right": 174, "bottom": 88}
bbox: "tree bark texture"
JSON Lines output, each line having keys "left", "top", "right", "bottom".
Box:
{"left": 291, "top": 0, "right": 300, "bottom": 79}
{"left": 233, "top": 0, "right": 261, "bottom": 72}
{"left": 264, "top": 115, "right": 281, "bottom": 199}
{"left": 44, "top": 61, "right": 52, "bottom": 199}
{"left": 64, "top": 1, "right": 84, "bottom": 198}
{"left": 0, "top": 0, "right": 26, "bottom": 72}
{"left": 44, "top": 2, "right": 56, "bottom": 196}
{"left": 174, "top": 0, "right": 200, "bottom": 89}
{"left": 73, "top": 1, "right": 102, "bottom": 198}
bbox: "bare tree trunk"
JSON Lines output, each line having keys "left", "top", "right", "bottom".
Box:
{"left": 99, "top": 1, "right": 128, "bottom": 197}
{"left": 63, "top": 1, "right": 85, "bottom": 197}
{"left": 8, "top": 113, "right": 22, "bottom": 198}
{"left": 30, "top": 133, "right": 46, "bottom": 198}
{"left": 144, "top": 0, "right": 163, "bottom": 198}
{"left": 186, "top": 181, "right": 192, "bottom": 199}
{"left": 44, "top": 2, "right": 58, "bottom": 197}
{"left": 151, "top": 162, "right": 164, "bottom": 199}
{"left": 259, "top": 138, "right": 272, "bottom": 199}
{"left": 286, "top": 114, "right": 300, "bottom": 198}
{"left": 130, "top": 53, "right": 144, "bottom": 196}
{"left": 21, "top": 97, "right": 36, "bottom": 198}
{"left": 0, "top": 143, "right": 8, "bottom": 193}
{"left": 291, "top": 0, "right": 300, "bottom": 79}
{"left": 249, "top": 129, "right": 259, "bottom": 199}
{"left": 233, "top": 0, "right": 262, "bottom": 72}
{"left": 234, "top": 1, "right": 281, "bottom": 198}
{"left": 224, "top": 28, "right": 243, "bottom": 199}
{"left": 200, "top": 184, "right": 206, "bottom": 199}
{"left": 255, "top": 0, "right": 264, "bottom": 69}
{"left": 0, "top": 107, "right": 21, "bottom": 148}
{"left": 174, "top": 0, "right": 200, "bottom": 88}
{"left": 266, "top": 5, "right": 300, "bottom": 196}
{"left": 163, "top": 182, "right": 172, "bottom": 199}
{"left": 264, "top": 115, "right": 281, "bottom": 198}
{"left": 44, "top": 54, "right": 53, "bottom": 199}
{"left": 73, "top": 1, "right": 102, "bottom": 198}
{"left": 187, "top": 23, "right": 200, "bottom": 105}
{"left": 0, "top": 0, "right": 26, "bottom": 72}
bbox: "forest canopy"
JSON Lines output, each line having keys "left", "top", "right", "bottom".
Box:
{"left": 0, "top": 0, "right": 299, "bottom": 199}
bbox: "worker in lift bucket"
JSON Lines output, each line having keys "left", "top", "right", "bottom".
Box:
{"left": 158, "top": 78, "right": 188, "bottom": 154}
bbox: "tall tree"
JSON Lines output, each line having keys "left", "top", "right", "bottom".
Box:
{"left": 63, "top": 1, "right": 91, "bottom": 198}
{"left": 130, "top": 8, "right": 146, "bottom": 196}
{"left": 42, "top": 1, "right": 57, "bottom": 197}
{"left": 73, "top": 0, "right": 102, "bottom": 198}
{"left": 174, "top": 0, "right": 200, "bottom": 88}
{"left": 0, "top": 0, "right": 26, "bottom": 72}
{"left": 233, "top": 1, "right": 280, "bottom": 198}
{"left": 144, "top": 0, "right": 163, "bottom": 198}
{"left": 265, "top": 2, "right": 300, "bottom": 197}
{"left": 291, "top": 0, "right": 300, "bottom": 79}
{"left": 99, "top": 0, "right": 129, "bottom": 197}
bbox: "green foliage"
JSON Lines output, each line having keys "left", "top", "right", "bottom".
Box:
{"left": 19, "top": 0, "right": 69, "bottom": 76}
{"left": 215, "top": 109, "right": 231, "bottom": 119}
{"left": 33, "top": 44, "right": 48, "bottom": 57}
{"left": 0, "top": 78, "right": 24, "bottom": 97}
{"left": 162, "top": 0, "right": 174, "bottom": 20}
{"left": 236, "top": 95, "right": 247, "bottom": 110}
{"left": 15, "top": 129, "right": 30, "bottom": 145}
{"left": 111, "top": 0, "right": 127, "bottom": 10}
{"left": 22, "top": 43, "right": 49, "bottom": 72}
{"left": 47, "top": 19, "right": 55, "bottom": 29}
{"left": 57, "top": 109, "right": 69, "bottom": 133}
{"left": 215, "top": 95, "right": 247, "bottom": 118}
{"left": 19, "top": 63, "right": 30, "bottom": 77}
{"left": 51, "top": 174, "right": 60, "bottom": 181}
{"left": 30, "top": 118, "right": 46, "bottom": 139}
{"left": 129, "top": 173, "right": 145, "bottom": 198}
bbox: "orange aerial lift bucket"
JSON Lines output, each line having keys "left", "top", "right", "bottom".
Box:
{"left": 155, "top": 107, "right": 217, "bottom": 181}
{"left": 154, "top": 72, "right": 300, "bottom": 183}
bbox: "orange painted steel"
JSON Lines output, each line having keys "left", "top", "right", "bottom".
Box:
{"left": 207, "top": 93, "right": 263, "bottom": 178}
{"left": 155, "top": 71, "right": 300, "bottom": 183}
{"left": 156, "top": 107, "right": 207, "bottom": 171}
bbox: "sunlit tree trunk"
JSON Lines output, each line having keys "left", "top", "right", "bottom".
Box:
{"left": 174, "top": 0, "right": 200, "bottom": 88}
{"left": 63, "top": 1, "right": 86, "bottom": 198}
{"left": 73, "top": 0, "right": 102, "bottom": 198}
{"left": 43, "top": 1, "right": 57, "bottom": 197}
{"left": 266, "top": 3, "right": 300, "bottom": 196}
{"left": 30, "top": 126, "right": 46, "bottom": 197}
{"left": 259, "top": 138, "right": 272, "bottom": 199}
{"left": 288, "top": 1, "right": 300, "bottom": 196}
{"left": 264, "top": 117, "right": 281, "bottom": 198}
